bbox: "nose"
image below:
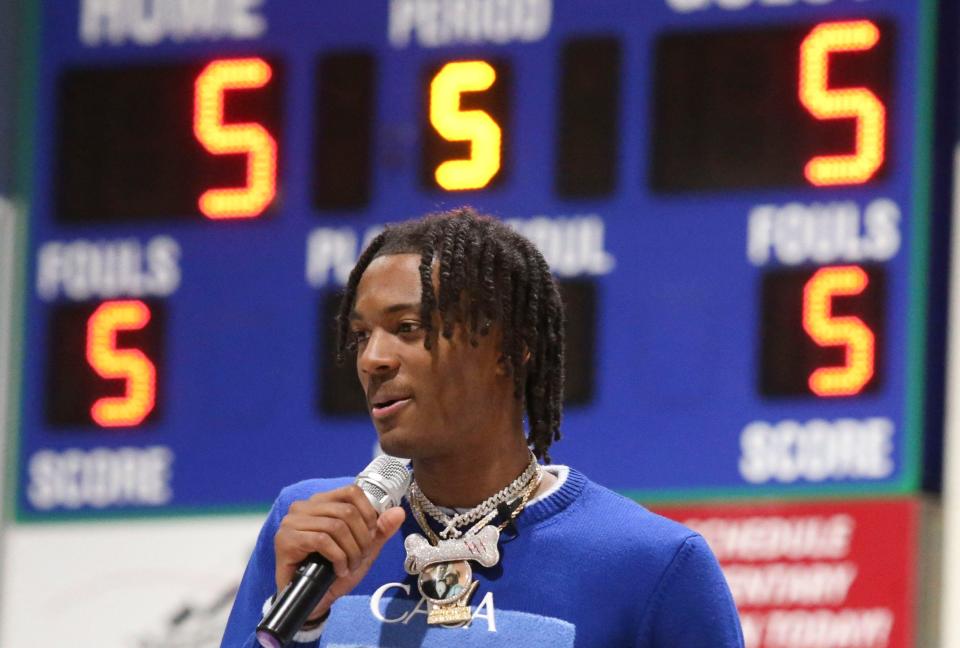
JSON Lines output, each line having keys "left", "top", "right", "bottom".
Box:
{"left": 358, "top": 329, "right": 400, "bottom": 377}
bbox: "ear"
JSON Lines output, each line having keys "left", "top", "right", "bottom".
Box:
{"left": 496, "top": 346, "right": 532, "bottom": 376}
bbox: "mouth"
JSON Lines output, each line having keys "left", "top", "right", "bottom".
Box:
{"left": 370, "top": 397, "right": 413, "bottom": 419}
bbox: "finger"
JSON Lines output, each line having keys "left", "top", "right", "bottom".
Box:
{"left": 279, "top": 528, "right": 352, "bottom": 580}
{"left": 368, "top": 506, "right": 406, "bottom": 557}
{"left": 330, "top": 485, "right": 379, "bottom": 531}
{"left": 274, "top": 527, "right": 306, "bottom": 590}
{"left": 309, "top": 530, "right": 352, "bottom": 577}
{"left": 311, "top": 517, "right": 364, "bottom": 572}
{"left": 287, "top": 502, "right": 375, "bottom": 557}
{"left": 275, "top": 563, "right": 297, "bottom": 594}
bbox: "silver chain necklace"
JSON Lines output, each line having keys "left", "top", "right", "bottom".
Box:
{"left": 407, "top": 452, "right": 539, "bottom": 539}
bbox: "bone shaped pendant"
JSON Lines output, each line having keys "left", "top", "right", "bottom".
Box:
{"left": 403, "top": 525, "right": 501, "bottom": 574}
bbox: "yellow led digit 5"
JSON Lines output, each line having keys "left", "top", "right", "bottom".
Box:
{"left": 803, "top": 265, "right": 875, "bottom": 397}
{"left": 429, "top": 60, "right": 502, "bottom": 191}
{"left": 194, "top": 57, "right": 277, "bottom": 219}
{"left": 86, "top": 300, "right": 157, "bottom": 427}
{"left": 799, "top": 20, "right": 886, "bottom": 186}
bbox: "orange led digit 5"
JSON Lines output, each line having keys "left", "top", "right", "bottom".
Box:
{"left": 429, "top": 60, "right": 502, "bottom": 191}
{"left": 799, "top": 20, "right": 886, "bottom": 187}
{"left": 803, "top": 265, "right": 875, "bottom": 397}
{"left": 194, "top": 57, "right": 278, "bottom": 219}
{"left": 86, "top": 300, "right": 157, "bottom": 427}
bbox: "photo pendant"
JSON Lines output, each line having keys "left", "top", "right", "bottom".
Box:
{"left": 416, "top": 560, "right": 477, "bottom": 625}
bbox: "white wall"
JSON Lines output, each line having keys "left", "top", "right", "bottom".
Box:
{"left": 0, "top": 515, "right": 262, "bottom": 648}
{"left": 940, "top": 146, "right": 960, "bottom": 648}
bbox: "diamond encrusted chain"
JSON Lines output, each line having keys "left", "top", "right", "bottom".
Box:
{"left": 408, "top": 452, "right": 539, "bottom": 540}
{"left": 409, "top": 463, "right": 542, "bottom": 544}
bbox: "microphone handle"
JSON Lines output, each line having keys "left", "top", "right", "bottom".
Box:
{"left": 256, "top": 552, "right": 337, "bottom": 647}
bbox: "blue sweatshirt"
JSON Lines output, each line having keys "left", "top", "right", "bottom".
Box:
{"left": 222, "top": 466, "right": 744, "bottom": 647}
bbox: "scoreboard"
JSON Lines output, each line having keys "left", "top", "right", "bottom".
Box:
{"left": 13, "top": 0, "right": 937, "bottom": 518}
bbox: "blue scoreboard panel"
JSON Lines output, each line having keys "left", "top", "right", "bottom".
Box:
{"left": 14, "top": 0, "right": 937, "bottom": 517}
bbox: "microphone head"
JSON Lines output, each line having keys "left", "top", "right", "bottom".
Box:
{"left": 356, "top": 455, "right": 411, "bottom": 513}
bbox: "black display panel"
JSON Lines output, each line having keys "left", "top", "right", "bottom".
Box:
{"left": 559, "top": 279, "right": 597, "bottom": 404}
{"left": 555, "top": 37, "right": 621, "bottom": 198}
{"left": 759, "top": 265, "right": 885, "bottom": 398}
{"left": 56, "top": 59, "right": 283, "bottom": 222}
{"left": 421, "top": 59, "right": 511, "bottom": 192}
{"left": 45, "top": 299, "right": 165, "bottom": 427}
{"left": 314, "top": 52, "right": 377, "bottom": 210}
{"left": 318, "top": 290, "right": 368, "bottom": 416}
{"left": 650, "top": 21, "right": 894, "bottom": 192}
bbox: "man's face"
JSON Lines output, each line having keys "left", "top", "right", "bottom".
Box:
{"left": 350, "top": 253, "right": 509, "bottom": 459}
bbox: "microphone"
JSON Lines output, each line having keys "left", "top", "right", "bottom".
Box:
{"left": 255, "top": 455, "right": 411, "bottom": 647}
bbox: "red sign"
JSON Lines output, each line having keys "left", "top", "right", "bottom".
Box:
{"left": 653, "top": 499, "right": 918, "bottom": 648}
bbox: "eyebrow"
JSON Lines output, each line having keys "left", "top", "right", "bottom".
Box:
{"left": 349, "top": 302, "right": 422, "bottom": 321}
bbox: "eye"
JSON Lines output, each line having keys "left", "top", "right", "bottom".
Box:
{"left": 397, "top": 321, "right": 422, "bottom": 336}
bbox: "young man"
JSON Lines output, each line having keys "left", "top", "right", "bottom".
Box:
{"left": 222, "top": 208, "right": 744, "bottom": 647}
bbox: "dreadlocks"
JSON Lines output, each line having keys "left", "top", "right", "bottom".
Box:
{"left": 335, "top": 207, "right": 565, "bottom": 462}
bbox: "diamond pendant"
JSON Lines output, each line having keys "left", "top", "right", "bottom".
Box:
{"left": 403, "top": 526, "right": 501, "bottom": 625}
{"left": 403, "top": 526, "right": 500, "bottom": 574}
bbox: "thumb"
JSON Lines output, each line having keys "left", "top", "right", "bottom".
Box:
{"left": 371, "top": 506, "right": 406, "bottom": 552}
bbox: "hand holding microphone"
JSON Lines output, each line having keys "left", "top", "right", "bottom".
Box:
{"left": 256, "top": 456, "right": 410, "bottom": 647}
